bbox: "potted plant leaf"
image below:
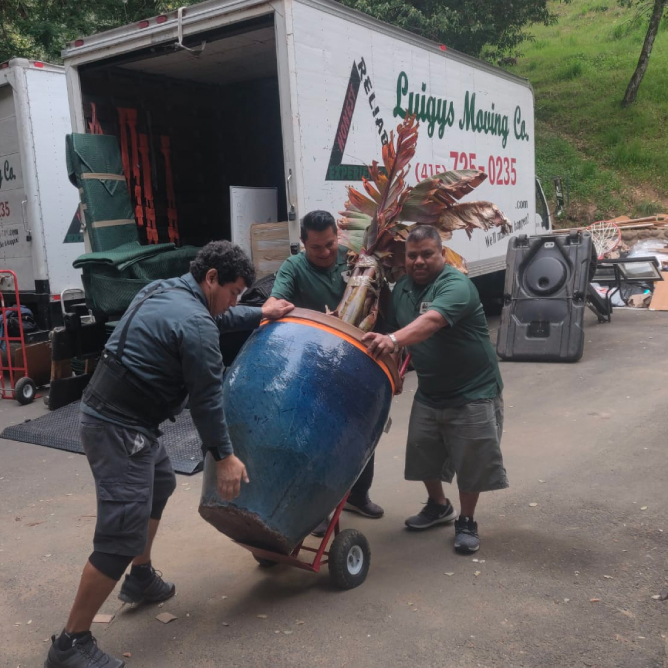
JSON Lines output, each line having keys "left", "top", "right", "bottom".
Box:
{"left": 333, "top": 115, "right": 512, "bottom": 331}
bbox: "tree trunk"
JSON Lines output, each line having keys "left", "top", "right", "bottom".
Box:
{"left": 335, "top": 253, "right": 382, "bottom": 330}
{"left": 621, "top": 0, "right": 667, "bottom": 107}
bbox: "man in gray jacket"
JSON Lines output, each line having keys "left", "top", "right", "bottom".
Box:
{"left": 45, "top": 241, "right": 293, "bottom": 668}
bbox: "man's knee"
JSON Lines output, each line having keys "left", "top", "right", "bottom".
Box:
{"left": 151, "top": 467, "right": 176, "bottom": 520}
{"left": 89, "top": 551, "right": 134, "bottom": 581}
{"left": 150, "top": 496, "right": 170, "bottom": 520}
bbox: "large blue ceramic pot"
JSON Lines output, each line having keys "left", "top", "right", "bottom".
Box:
{"left": 199, "top": 308, "right": 398, "bottom": 554}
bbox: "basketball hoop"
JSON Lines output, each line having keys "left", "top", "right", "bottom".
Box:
{"left": 586, "top": 220, "right": 622, "bottom": 259}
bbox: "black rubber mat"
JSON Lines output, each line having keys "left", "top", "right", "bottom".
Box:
{"left": 0, "top": 401, "right": 203, "bottom": 475}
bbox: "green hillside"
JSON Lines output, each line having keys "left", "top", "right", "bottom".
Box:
{"left": 504, "top": 0, "right": 668, "bottom": 224}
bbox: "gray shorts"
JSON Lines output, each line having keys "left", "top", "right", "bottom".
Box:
{"left": 81, "top": 414, "right": 177, "bottom": 557}
{"left": 405, "top": 395, "right": 508, "bottom": 493}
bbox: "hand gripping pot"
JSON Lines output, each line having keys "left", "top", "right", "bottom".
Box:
{"left": 199, "top": 308, "right": 398, "bottom": 554}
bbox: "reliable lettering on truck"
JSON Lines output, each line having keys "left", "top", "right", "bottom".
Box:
{"left": 62, "top": 0, "right": 550, "bottom": 278}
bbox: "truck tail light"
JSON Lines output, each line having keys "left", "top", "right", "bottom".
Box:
{"left": 33, "top": 61, "right": 44, "bottom": 68}
{"left": 74, "top": 39, "right": 84, "bottom": 47}
{"left": 156, "top": 15, "right": 168, "bottom": 23}
{"left": 138, "top": 20, "right": 150, "bottom": 28}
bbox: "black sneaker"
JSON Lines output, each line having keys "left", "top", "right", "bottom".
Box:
{"left": 405, "top": 498, "right": 457, "bottom": 530}
{"left": 311, "top": 516, "right": 331, "bottom": 538}
{"left": 118, "top": 566, "right": 175, "bottom": 605}
{"left": 344, "top": 495, "right": 384, "bottom": 519}
{"left": 454, "top": 516, "right": 480, "bottom": 553}
{"left": 45, "top": 632, "right": 124, "bottom": 668}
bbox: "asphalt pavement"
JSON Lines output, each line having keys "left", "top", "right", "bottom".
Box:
{"left": 1, "top": 309, "right": 666, "bottom": 668}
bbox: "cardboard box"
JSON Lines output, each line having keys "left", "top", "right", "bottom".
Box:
{"left": 1, "top": 340, "right": 51, "bottom": 387}
{"left": 250, "top": 222, "right": 290, "bottom": 279}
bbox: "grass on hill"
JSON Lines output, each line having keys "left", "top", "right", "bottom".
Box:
{"left": 503, "top": 0, "right": 668, "bottom": 224}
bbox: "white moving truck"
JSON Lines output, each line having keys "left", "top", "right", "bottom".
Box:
{"left": 61, "top": 0, "right": 550, "bottom": 278}
{"left": 0, "top": 58, "right": 84, "bottom": 329}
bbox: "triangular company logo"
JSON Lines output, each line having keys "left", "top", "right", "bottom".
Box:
{"left": 325, "top": 60, "right": 388, "bottom": 182}
{"left": 63, "top": 208, "right": 84, "bottom": 244}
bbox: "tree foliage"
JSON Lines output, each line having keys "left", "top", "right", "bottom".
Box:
{"left": 336, "top": 0, "right": 558, "bottom": 58}
{"left": 0, "top": 0, "right": 558, "bottom": 64}
{"left": 0, "top": 1, "right": 200, "bottom": 64}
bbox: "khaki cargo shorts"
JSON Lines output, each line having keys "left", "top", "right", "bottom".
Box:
{"left": 405, "top": 395, "right": 509, "bottom": 493}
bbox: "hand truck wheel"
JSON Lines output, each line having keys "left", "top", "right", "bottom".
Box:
{"left": 14, "top": 377, "right": 36, "bottom": 405}
{"left": 328, "top": 528, "right": 370, "bottom": 589}
{"left": 253, "top": 555, "right": 278, "bottom": 568}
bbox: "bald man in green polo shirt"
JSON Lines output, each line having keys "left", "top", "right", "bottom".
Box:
{"left": 264, "top": 210, "right": 384, "bottom": 534}
{"left": 362, "top": 225, "right": 508, "bottom": 554}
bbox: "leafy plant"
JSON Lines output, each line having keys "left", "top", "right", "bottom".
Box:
{"left": 333, "top": 115, "right": 511, "bottom": 331}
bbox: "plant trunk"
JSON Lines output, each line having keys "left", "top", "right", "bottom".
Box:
{"left": 621, "top": 0, "right": 667, "bottom": 107}
{"left": 335, "top": 253, "right": 382, "bottom": 329}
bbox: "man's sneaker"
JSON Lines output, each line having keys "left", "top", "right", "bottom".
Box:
{"left": 118, "top": 566, "right": 175, "bottom": 605}
{"left": 311, "top": 515, "right": 332, "bottom": 538}
{"left": 45, "top": 632, "right": 124, "bottom": 668}
{"left": 405, "top": 498, "right": 457, "bottom": 530}
{"left": 454, "top": 516, "right": 480, "bottom": 553}
{"left": 344, "top": 495, "right": 384, "bottom": 519}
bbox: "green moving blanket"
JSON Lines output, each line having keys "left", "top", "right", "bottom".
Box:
{"left": 68, "top": 133, "right": 199, "bottom": 318}
{"left": 66, "top": 134, "right": 138, "bottom": 252}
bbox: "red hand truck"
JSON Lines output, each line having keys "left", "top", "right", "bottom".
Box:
{"left": 236, "top": 353, "right": 412, "bottom": 589}
{"left": 0, "top": 270, "right": 37, "bottom": 404}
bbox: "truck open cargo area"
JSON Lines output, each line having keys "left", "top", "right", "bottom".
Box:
{"left": 75, "top": 15, "right": 288, "bottom": 247}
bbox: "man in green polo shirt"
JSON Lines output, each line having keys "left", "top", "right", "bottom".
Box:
{"left": 362, "top": 225, "right": 508, "bottom": 554}
{"left": 264, "top": 210, "right": 384, "bottom": 530}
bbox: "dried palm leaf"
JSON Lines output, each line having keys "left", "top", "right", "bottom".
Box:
{"left": 399, "top": 170, "right": 490, "bottom": 224}
{"left": 431, "top": 201, "right": 512, "bottom": 239}
{"left": 443, "top": 245, "right": 468, "bottom": 273}
{"left": 339, "top": 115, "right": 419, "bottom": 256}
{"left": 335, "top": 123, "right": 510, "bottom": 330}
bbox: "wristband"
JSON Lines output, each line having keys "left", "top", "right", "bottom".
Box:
{"left": 388, "top": 333, "right": 399, "bottom": 354}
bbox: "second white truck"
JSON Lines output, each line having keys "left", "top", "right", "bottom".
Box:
{"left": 0, "top": 58, "right": 84, "bottom": 328}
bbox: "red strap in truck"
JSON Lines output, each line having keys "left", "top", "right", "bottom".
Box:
{"left": 160, "top": 136, "right": 179, "bottom": 245}
{"left": 117, "top": 108, "right": 132, "bottom": 186}
{"left": 139, "top": 133, "right": 158, "bottom": 244}
{"left": 123, "top": 109, "right": 144, "bottom": 229}
{"left": 88, "top": 103, "right": 104, "bottom": 135}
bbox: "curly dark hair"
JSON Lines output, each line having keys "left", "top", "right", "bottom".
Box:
{"left": 190, "top": 241, "right": 256, "bottom": 287}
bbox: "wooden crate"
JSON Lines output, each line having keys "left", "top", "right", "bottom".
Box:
{"left": 250, "top": 221, "right": 290, "bottom": 278}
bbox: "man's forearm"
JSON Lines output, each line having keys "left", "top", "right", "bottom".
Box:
{"left": 393, "top": 311, "right": 447, "bottom": 347}
{"left": 216, "top": 306, "right": 262, "bottom": 332}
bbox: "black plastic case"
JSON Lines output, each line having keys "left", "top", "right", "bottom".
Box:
{"left": 496, "top": 231, "right": 593, "bottom": 362}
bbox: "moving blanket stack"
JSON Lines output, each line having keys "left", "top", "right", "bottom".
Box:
{"left": 67, "top": 133, "right": 199, "bottom": 319}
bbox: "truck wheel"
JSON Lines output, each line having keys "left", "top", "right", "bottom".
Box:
{"left": 328, "top": 529, "right": 370, "bottom": 590}
{"left": 15, "top": 377, "right": 36, "bottom": 405}
{"left": 253, "top": 555, "right": 278, "bottom": 568}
